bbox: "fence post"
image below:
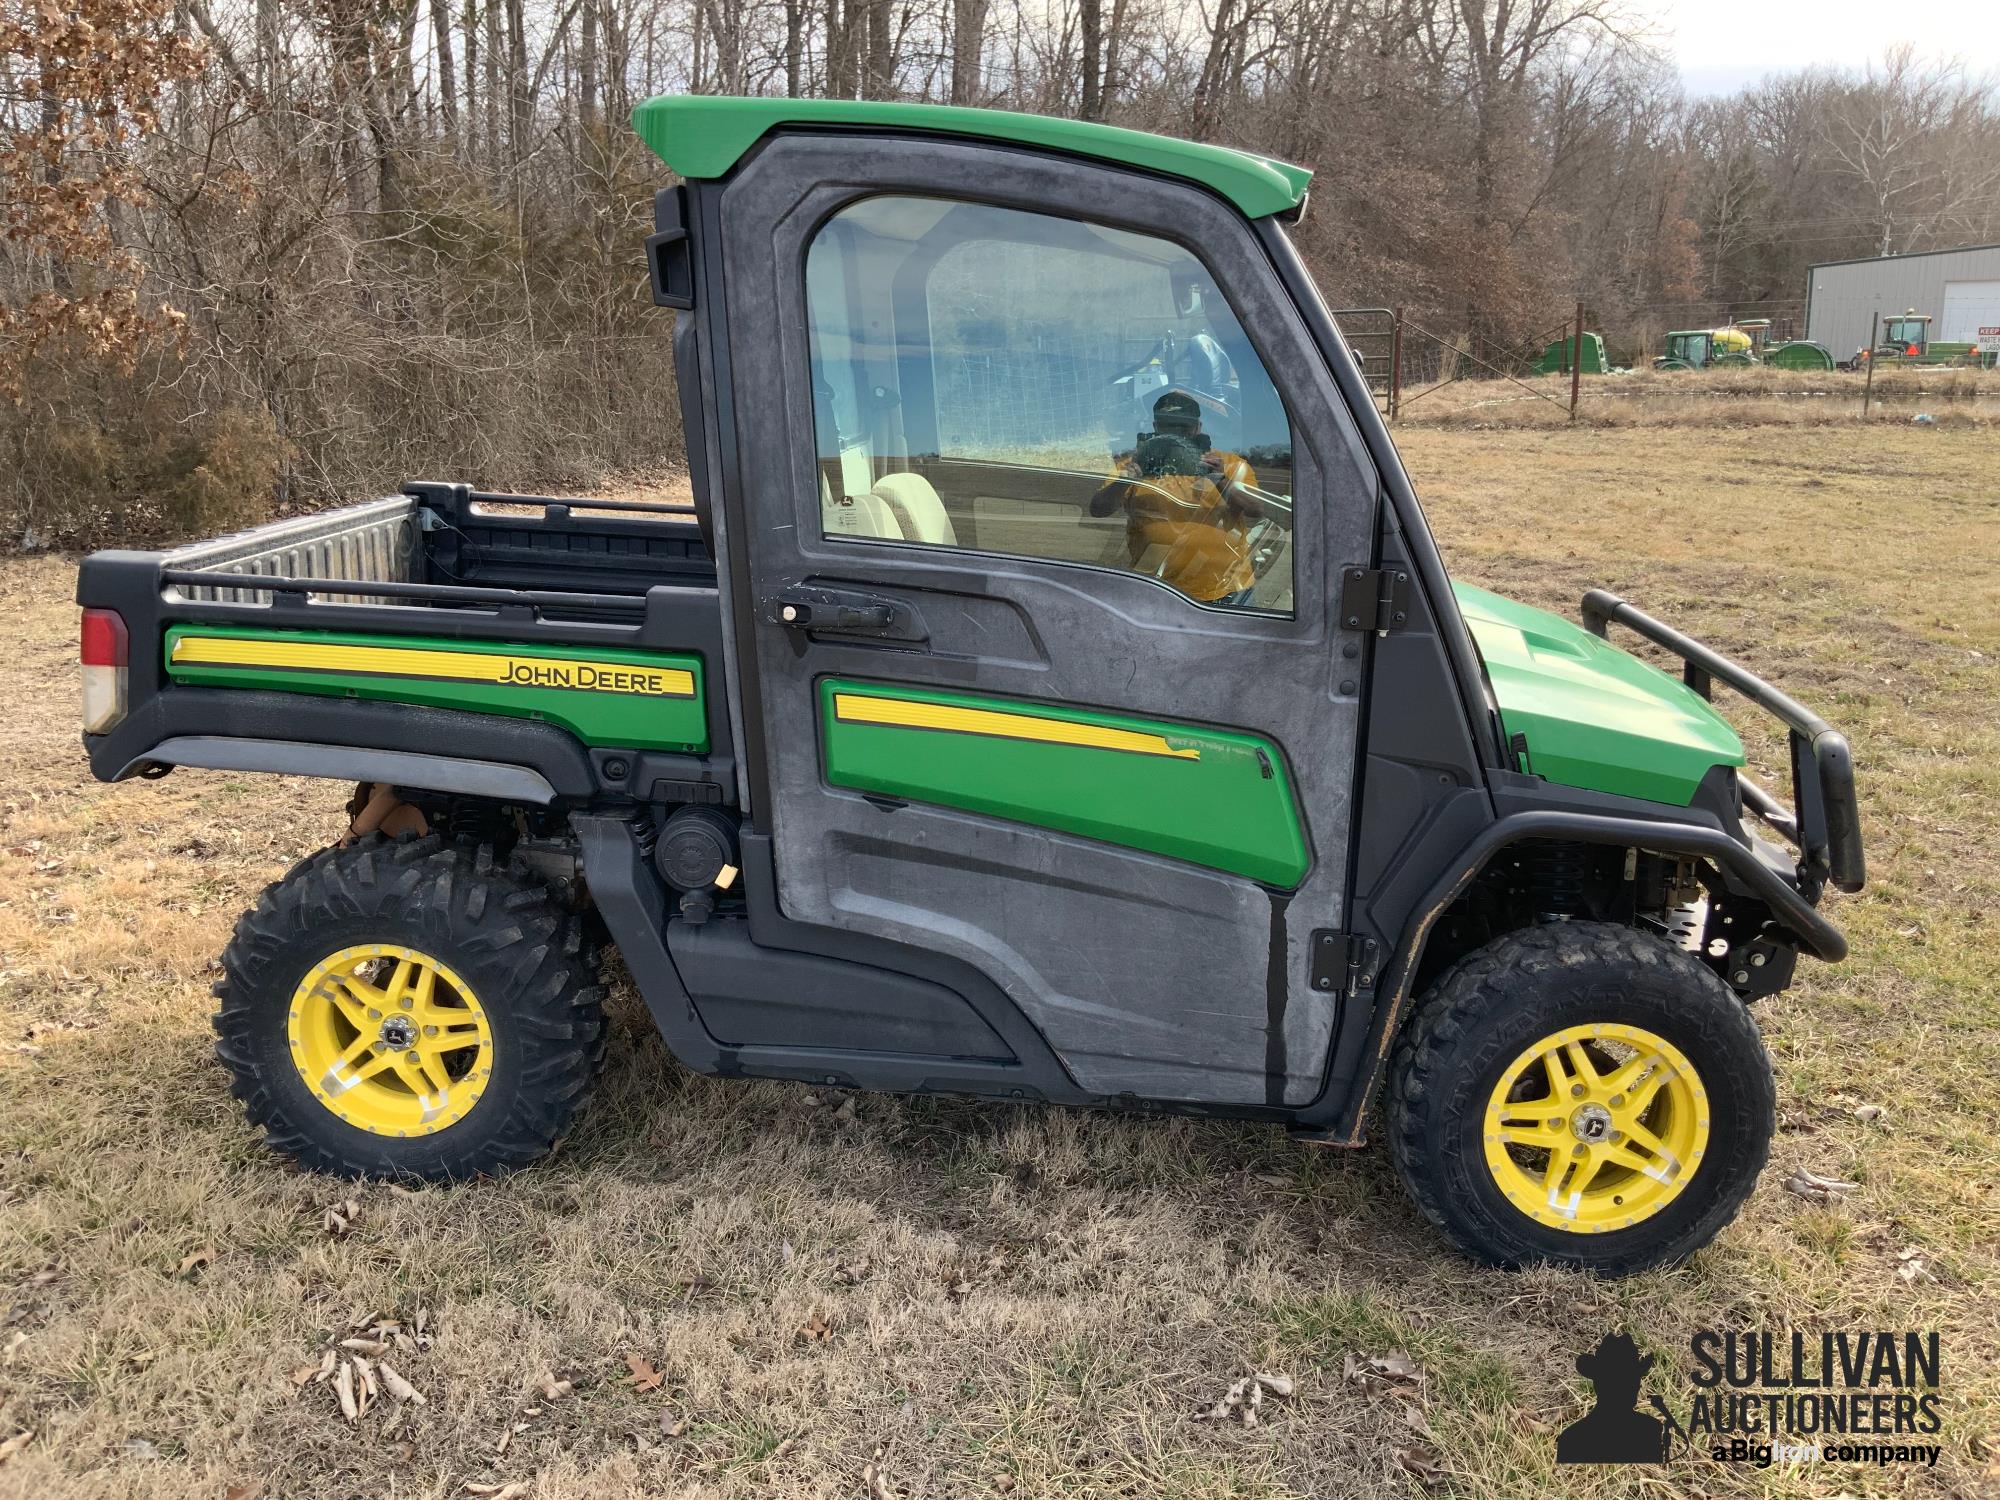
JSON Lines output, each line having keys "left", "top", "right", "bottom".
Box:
{"left": 1389, "top": 306, "right": 1405, "bottom": 421}
{"left": 1861, "top": 310, "right": 1880, "bottom": 417}
{"left": 1570, "top": 301, "right": 1585, "bottom": 420}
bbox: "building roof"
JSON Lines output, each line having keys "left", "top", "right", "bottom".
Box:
{"left": 630, "top": 96, "right": 1314, "bottom": 220}
{"left": 1808, "top": 243, "right": 2000, "bottom": 273}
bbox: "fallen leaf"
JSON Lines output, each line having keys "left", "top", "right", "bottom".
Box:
{"left": 122, "top": 1436, "right": 160, "bottom": 1460}
{"left": 334, "top": 1360, "right": 359, "bottom": 1423}
{"left": 1253, "top": 1371, "right": 1295, "bottom": 1398}
{"left": 312, "top": 1348, "right": 338, "bottom": 1383}
{"left": 799, "top": 1311, "right": 831, "bottom": 1342}
{"left": 537, "top": 1374, "right": 573, "bottom": 1400}
{"left": 287, "top": 1362, "right": 319, "bottom": 1388}
{"left": 377, "top": 1360, "right": 425, "bottom": 1405}
{"left": 340, "top": 1337, "right": 389, "bottom": 1356}
{"left": 1394, "top": 1441, "right": 1446, "bottom": 1485}
{"left": 495, "top": 1424, "right": 513, "bottom": 1457}
{"left": 862, "top": 1441, "right": 895, "bottom": 1499}
{"left": 0, "top": 1431, "right": 33, "bottom": 1465}
{"left": 994, "top": 1477, "right": 1015, "bottom": 1494}
{"left": 623, "top": 1352, "right": 664, "bottom": 1392}
{"left": 1368, "top": 1351, "right": 1420, "bottom": 1382}
{"left": 463, "top": 1484, "right": 530, "bottom": 1499}
{"left": 223, "top": 1483, "right": 265, "bottom": 1500}
{"left": 177, "top": 1246, "right": 215, "bottom": 1277}
{"left": 771, "top": 1436, "right": 796, "bottom": 1460}
{"left": 1783, "top": 1167, "right": 1859, "bottom": 1203}
{"left": 660, "top": 1411, "right": 688, "bottom": 1438}
{"left": 2, "top": 1332, "right": 27, "bottom": 1364}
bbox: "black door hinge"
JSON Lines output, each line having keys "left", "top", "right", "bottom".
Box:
{"left": 1310, "top": 930, "right": 1378, "bottom": 997}
{"left": 1339, "top": 566, "right": 1410, "bottom": 634}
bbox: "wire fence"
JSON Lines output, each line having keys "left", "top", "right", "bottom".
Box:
{"left": 1329, "top": 306, "right": 2000, "bottom": 423}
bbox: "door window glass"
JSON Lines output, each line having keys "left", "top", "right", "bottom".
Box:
{"left": 804, "top": 197, "right": 1297, "bottom": 613}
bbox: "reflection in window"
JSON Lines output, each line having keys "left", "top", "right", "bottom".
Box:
{"left": 804, "top": 196, "right": 1297, "bottom": 612}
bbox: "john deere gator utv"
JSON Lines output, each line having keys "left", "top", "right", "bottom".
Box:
{"left": 77, "top": 97, "right": 1865, "bottom": 1275}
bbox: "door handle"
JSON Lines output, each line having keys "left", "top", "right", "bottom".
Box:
{"left": 763, "top": 585, "right": 900, "bottom": 635}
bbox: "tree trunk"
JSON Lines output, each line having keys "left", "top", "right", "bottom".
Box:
{"left": 433, "top": 0, "right": 459, "bottom": 144}
{"left": 483, "top": 0, "right": 501, "bottom": 167}
{"left": 950, "top": 0, "right": 987, "bottom": 105}
{"left": 825, "top": 0, "right": 855, "bottom": 98}
{"left": 1080, "top": 0, "right": 1102, "bottom": 120}
{"left": 785, "top": 0, "right": 806, "bottom": 96}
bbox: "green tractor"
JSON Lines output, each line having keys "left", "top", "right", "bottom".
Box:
{"left": 1654, "top": 325, "right": 1757, "bottom": 371}
{"left": 1864, "top": 311, "right": 1991, "bottom": 368}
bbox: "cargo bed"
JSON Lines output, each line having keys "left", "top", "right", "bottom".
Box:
{"left": 77, "top": 481, "right": 734, "bottom": 806}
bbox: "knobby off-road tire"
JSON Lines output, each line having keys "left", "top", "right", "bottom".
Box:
{"left": 213, "top": 834, "right": 604, "bottom": 1179}
{"left": 1387, "top": 922, "right": 1774, "bottom": 1275}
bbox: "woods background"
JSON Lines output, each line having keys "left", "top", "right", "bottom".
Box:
{"left": 4, "top": 0, "right": 1998, "bottom": 545}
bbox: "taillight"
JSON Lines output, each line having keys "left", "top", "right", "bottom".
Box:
{"left": 80, "top": 608, "right": 129, "bottom": 734}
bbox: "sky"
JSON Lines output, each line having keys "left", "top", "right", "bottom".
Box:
{"left": 1657, "top": 0, "right": 2000, "bottom": 96}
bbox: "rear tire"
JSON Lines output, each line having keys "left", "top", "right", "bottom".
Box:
{"left": 1386, "top": 922, "right": 1773, "bottom": 1275}
{"left": 213, "top": 834, "right": 603, "bottom": 1179}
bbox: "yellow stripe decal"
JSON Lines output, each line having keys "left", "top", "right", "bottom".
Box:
{"left": 832, "top": 692, "right": 1200, "bottom": 760}
{"left": 171, "top": 636, "right": 695, "bottom": 698}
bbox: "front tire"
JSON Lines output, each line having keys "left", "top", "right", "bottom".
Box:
{"left": 1386, "top": 922, "right": 1773, "bottom": 1275}
{"left": 213, "top": 835, "right": 604, "bottom": 1179}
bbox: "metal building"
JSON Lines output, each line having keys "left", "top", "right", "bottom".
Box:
{"left": 1804, "top": 244, "right": 2000, "bottom": 359}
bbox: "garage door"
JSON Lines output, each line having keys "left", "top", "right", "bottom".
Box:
{"left": 1940, "top": 280, "right": 2000, "bottom": 342}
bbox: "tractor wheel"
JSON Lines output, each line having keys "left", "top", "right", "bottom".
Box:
{"left": 1386, "top": 922, "right": 1772, "bottom": 1275}
{"left": 213, "top": 834, "right": 604, "bottom": 1179}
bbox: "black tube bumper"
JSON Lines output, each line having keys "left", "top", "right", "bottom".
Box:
{"left": 1582, "top": 590, "right": 1865, "bottom": 895}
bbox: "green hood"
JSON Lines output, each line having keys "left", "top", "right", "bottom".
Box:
{"left": 1452, "top": 582, "right": 1744, "bottom": 806}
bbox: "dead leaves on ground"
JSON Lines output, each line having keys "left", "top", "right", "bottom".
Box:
{"left": 1195, "top": 1370, "right": 1297, "bottom": 1428}
{"left": 1342, "top": 1350, "right": 1446, "bottom": 1486}
{"left": 1783, "top": 1166, "right": 1859, "bottom": 1203}
{"left": 622, "top": 1352, "right": 665, "bottom": 1392}
{"left": 0, "top": 1430, "right": 33, "bottom": 1465}
{"left": 862, "top": 1441, "right": 896, "bottom": 1499}
{"left": 300, "top": 1311, "right": 434, "bottom": 1428}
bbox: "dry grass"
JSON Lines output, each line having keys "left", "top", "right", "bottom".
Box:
{"left": 1396, "top": 363, "right": 2000, "bottom": 429}
{"left": 3, "top": 420, "right": 1998, "bottom": 1498}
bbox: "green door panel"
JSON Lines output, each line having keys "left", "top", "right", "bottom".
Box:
{"left": 632, "top": 96, "right": 1314, "bottom": 220}
{"left": 165, "top": 626, "right": 708, "bottom": 753}
{"left": 818, "top": 678, "right": 1310, "bottom": 887}
{"left": 1451, "top": 584, "right": 1744, "bottom": 805}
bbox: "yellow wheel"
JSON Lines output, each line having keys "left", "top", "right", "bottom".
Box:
{"left": 1481, "top": 1024, "right": 1709, "bottom": 1233}
{"left": 215, "top": 835, "right": 604, "bottom": 1179}
{"left": 1387, "top": 923, "right": 1773, "bottom": 1274}
{"left": 287, "top": 945, "right": 494, "bottom": 1138}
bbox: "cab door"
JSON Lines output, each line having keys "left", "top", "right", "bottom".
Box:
{"left": 704, "top": 132, "right": 1380, "bottom": 1107}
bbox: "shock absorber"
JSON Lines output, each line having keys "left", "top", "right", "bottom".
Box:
{"left": 1527, "top": 840, "right": 1589, "bottom": 921}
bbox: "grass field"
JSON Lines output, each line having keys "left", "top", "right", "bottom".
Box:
{"left": 2, "top": 420, "right": 1997, "bottom": 1498}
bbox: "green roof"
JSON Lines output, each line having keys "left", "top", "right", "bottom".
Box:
{"left": 631, "top": 96, "right": 1313, "bottom": 220}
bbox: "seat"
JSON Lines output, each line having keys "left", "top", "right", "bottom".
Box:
{"left": 872, "top": 472, "right": 956, "bottom": 546}
{"left": 822, "top": 471, "right": 902, "bottom": 540}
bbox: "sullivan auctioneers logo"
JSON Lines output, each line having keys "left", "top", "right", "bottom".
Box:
{"left": 1556, "top": 1328, "right": 1942, "bottom": 1470}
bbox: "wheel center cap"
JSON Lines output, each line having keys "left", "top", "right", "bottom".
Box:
{"left": 1571, "top": 1102, "right": 1613, "bottom": 1143}
{"left": 378, "top": 1015, "right": 417, "bottom": 1051}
